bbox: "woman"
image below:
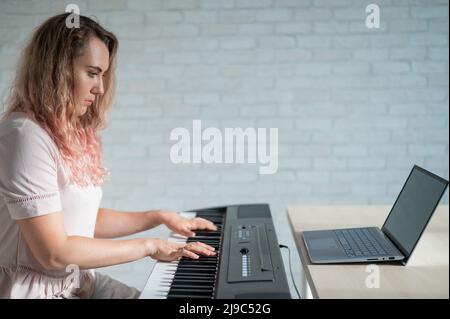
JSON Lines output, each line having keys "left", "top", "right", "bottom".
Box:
{"left": 0, "top": 13, "right": 216, "bottom": 299}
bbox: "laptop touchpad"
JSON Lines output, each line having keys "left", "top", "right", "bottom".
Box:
{"left": 309, "top": 238, "right": 339, "bottom": 250}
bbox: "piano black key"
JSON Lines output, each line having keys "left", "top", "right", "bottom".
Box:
{"left": 179, "top": 259, "right": 218, "bottom": 263}
{"left": 171, "top": 281, "right": 215, "bottom": 288}
{"left": 167, "top": 288, "right": 213, "bottom": 296}
{"left": 171, "top": 279, "right": 215, "bottom": 285}
{"left": 167, "top": 293, "right": 211, "bottom": 299}
{"left": 168, "top": 277, "right": 215, "bottom": 283}
{"left": 188, "top": 236, "right": 221, "bottom": 241}
{"left": 175, "top": 268, "right": 217, "bottom": 272}
{"left": 194, "top": 231, "right": 222, "bottom": 236}
{"left": 196, "top": 212, "right": 224, "bottom": 217}
{"left": 171, "top": 283, "right": 215, "bottom": 288}
{"left": 180, "top": 256, "right": 218, "bottom": 260}
{"left": 176, "top": 267, "right": 217, "bottom": 272}
{"left": 187, "top": 237, "right": 220, "bottom": 241}
{"left": 169, "top": 284, "right": 215, "bottom": 290}
{"left": 169, "top": 288, "right": 215, "bottom": 296}
{"left": 169, "top": 271, "right": 215, "bottom": 276}
{"left": 172, "top": 274, "right": 216, "bottom": 280}
{"left": 176, "top": 264, "right": 216, "bottom": 269}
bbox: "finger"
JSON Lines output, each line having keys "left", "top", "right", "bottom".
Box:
{"left": 202, "top": 221, "right": 217, "bottom": 231}
{"left": 192, "top": 218, "right": 217, "bottom": 231}
{"left": 172, "top": 245, "right": 187, "bottom": 260}
{"left": 183, "top": 226, "right": 196, "bottom": 237}
{"left": 198, "top": 218, "right": 217, "bottom": 231}
{"left": 181, "top": 248, "right": 199, "bottom": 259}
{"left": 188, "top": 246, "right": 213, "bottom": 257}
{"left": 174, "top": 226, "right": 195, "bottom": 237}
{"left": 194, "top": 241, "right": 216, "bottom": 252}
{"left": 208, "top": 220, "right": 218, "bottom": 231}
{"left": 186, "top": 243, "right": 217, "bottom": 256}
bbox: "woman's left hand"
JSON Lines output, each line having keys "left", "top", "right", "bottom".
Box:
{"left": 159, "top": 211, "right": 217, "bottom": 237}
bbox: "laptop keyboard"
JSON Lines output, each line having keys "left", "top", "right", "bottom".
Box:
{"left": 334, "top": 228, "right": 390, "bottom": 258}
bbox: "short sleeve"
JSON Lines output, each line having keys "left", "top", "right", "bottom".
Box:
{"left": 0, "top": 119, "right": 62, "bottom": 220}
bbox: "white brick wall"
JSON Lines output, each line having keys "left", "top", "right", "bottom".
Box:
{"left": 1, "top": 0, "right": 448, "bottom": 294}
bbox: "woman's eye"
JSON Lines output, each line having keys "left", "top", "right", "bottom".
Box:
{"left": 87, "top": 71, "right": 98, "bottom": 78}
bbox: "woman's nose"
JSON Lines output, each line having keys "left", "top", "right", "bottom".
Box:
{"left": 92, "top": 78, "right": 104, "bottom": 95}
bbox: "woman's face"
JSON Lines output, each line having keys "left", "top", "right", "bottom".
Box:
{"left": 72, "top": 36, "right": 110, "bottom": 117}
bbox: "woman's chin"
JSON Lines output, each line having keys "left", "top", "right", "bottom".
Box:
{"left": 77, "top": 105, "right": 88, "bottom": 117}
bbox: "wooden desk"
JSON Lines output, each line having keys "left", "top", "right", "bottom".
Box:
{"left": 287, "top": 205, "right": 449, "bottom": 299}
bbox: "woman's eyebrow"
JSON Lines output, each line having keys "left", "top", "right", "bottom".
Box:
{"left": 86, "top": 65, "right": 103, "bottom": 73}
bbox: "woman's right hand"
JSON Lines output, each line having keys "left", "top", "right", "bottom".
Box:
{"left": 145, "top": 238, "right": 216, "bottom": 262}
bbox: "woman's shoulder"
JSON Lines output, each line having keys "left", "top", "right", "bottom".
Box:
{"left": 0, "top": 112, "right": 58, "bottom": 156}
{"left": 1, "top": 112, "right": 49, "bottom": 137}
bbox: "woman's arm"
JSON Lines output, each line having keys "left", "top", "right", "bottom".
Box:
{"left": 94, "top": 208, "right": 164, "bottom": 238}
{"left": 17, "top": 212, "right": 216, "bottom": 271}
{"left": 94, "top": 208, "right": 217, "bottom": 239}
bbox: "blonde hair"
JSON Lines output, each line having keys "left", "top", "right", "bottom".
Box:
{"left": 3, "top": 13, "right": 118, "bottom": 186}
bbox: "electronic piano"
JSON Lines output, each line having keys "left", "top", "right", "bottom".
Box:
{"left": 140, "top": 204, "right": 291, "bottom": 299}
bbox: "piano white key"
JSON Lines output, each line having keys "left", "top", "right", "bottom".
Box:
{"left": 140, "top": 212, "right": 197, "bottom": 299}
{"left": 140, "top": 262, "right": 178, "bottom": 299}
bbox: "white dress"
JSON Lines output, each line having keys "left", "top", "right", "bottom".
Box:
{"left": 0, "top": 112, "right": 139, "bottom": 298}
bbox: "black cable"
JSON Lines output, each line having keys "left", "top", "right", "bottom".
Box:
{"left": 279, "top": 244, "right": 301, "bottom": 299}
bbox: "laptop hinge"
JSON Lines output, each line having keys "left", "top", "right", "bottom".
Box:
{"left": 381, "top": 227, "right": 406, "bottom": 256}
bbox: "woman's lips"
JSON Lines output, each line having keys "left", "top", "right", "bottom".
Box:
{"left": 83, "top": 100, "right": 93, "bottom": 106}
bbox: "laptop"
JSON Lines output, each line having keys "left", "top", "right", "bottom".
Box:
{"left": 303, "top": 165, "right": 449, "bottom": 265}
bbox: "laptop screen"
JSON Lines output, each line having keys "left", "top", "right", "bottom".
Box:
{"left": 382, "top": 166, "right": 448, "bottom": 263}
